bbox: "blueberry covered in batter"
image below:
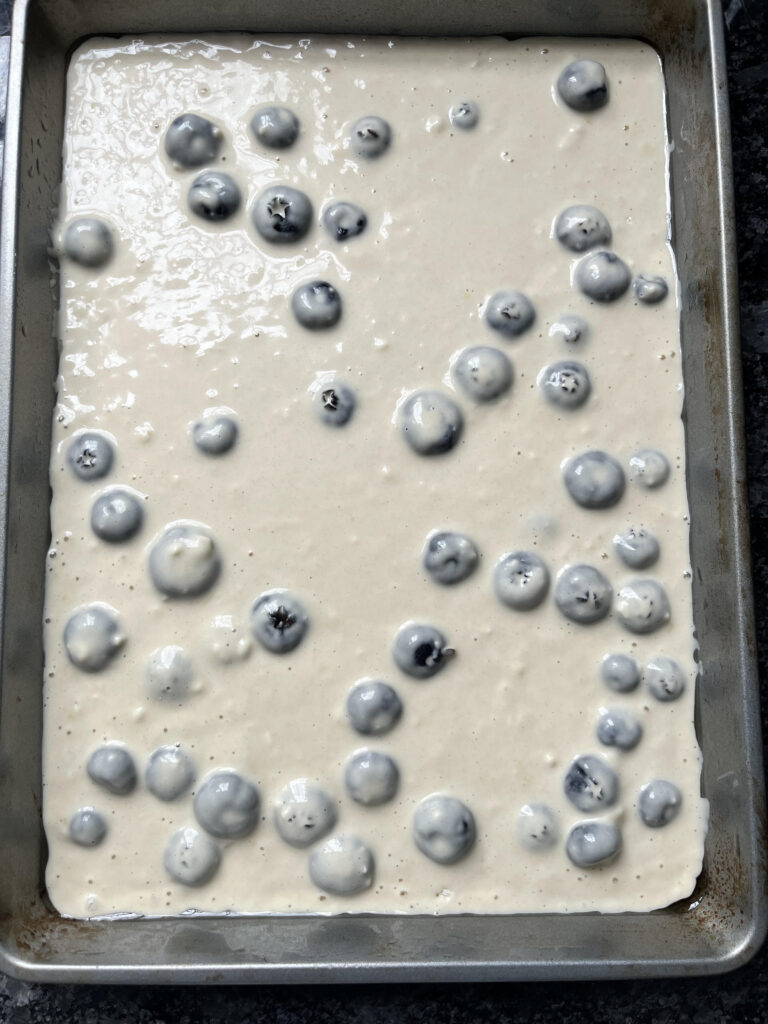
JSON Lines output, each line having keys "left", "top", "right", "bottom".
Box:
{"left": 400, "top": 390, "right": 463, "bottom": 456}
{"left": 563, "top": 753, "right": 618, "bottom": 812}
{"left": 515, "top": 803, "right": 559, "bottom": 851}
{"left": 575, "top": 251, "right": 631, "bottom": 302}
{"left": 563, "top": 450, "right": 625, "bottom": 509}
{"left": 344, "top": 749, "right": 399, "bottom": 806}
{"left": 164, "top": 826, "right": 221, "bottom": 887}
{"left": 493, "top": 551, "right": 550, "bottom": 610}
{"left": 600, "top": 653, "right": 640, "bottom": 693}
{"left": 63, "top": 604, "right": 124, "bottom": 672}
{"left": 554, "top": 565, "right": 612, "bottom": 624}
{"left": 616, "top": 580, "right": 671, "bottom": 634}
{"left": 322, "top": 201, "right": 367, "bottom": 241}
{"left": 252, "top": 185, "right": 313, "bottom": 243}
{"left": 250, "top": 105, "right": 300, "bottom": 149}
{"left": 68, "top": 807, "right": 107, "bottom": 847}
{"left": 539, "top": 360, "right": 591, "bottom": 409}
{"left": 188, "top": 171, "right": 241, "bottom": 221}
{"left": 291, "top": 281, "right": 342, "bottom": 330}
{"left": 392, "top": 622, "right": 453, "bottom": 679}
{"left": 145, "top": 746, "right": 195, "bottom": 801}
{"left": 633, "top": 274, "right": 669, "bottom": 304}
{"left": 637, "top": 779, "right": 682, "bottom": 827}
{"left": 453, "top": 346, "right": 513, "bottom": 402}
{"left": 90, "top": 487, "right": 144, "bottom": 543}
{"left": 250, "top": 589, "right": 309, "bottom": 654}
{"left": 346, "top": 680, "right": 403, "bottom": 736}
{"left": 146, "top": 645, "right": 194, "bottom": 702}
{"left": 448, "top": 100, "right": 480, "bottom": 129}
{"left": 423, "top": 531, "right": 479, "bottom": 585}
{"left": 309, "top": 834, "right": 375, "bottom": 895}
{"left": 314, "top": 382, "right": 356, "bottom": 426}
{"left": 549, "top": 314, "right": 588, "bottom": 346}
{"left": 66, "top": 432, "right": 115, "bottom": 482}
{"left": 148, "top": 524, "right": 221, "bottom": 599}
{"left": 485, "top": 290, "right": 535, "bottom": 338}
{"left": 165, "top": 113, "right": 221, "bottom": 168}
{"left": 613, "top": 526, "right": 660, "bottom": 569}
{"left": 194, "top": 770, "right": 260, "bottom": 839}
{"left": 192, "top": 413, "right": 239, "bottom": 455}
{"left": 629, "top": 448, "right": 670, "bottom": 488}
{"left": 596, "top": 708, "right": 642, "bottom": 750}
{"left": 556, "top": 59, "right": 609, "bottom": 112}
{"left": 413, "top": 794, "right": 476, "bottom": 864}
{"left": 87, "top": 744, "right": 137, "bottom": 796}
{"left": 63, "top": 218, "right": 114, "bottom": 268}
{"left": 565, "top": 821, "right": 621, "bottom": 868}
{"left": 554, "top": 204, "right": 611, "bottom": 252}
{"left": 274, "top": 780, "right": 337, "bottom": 848}
{"left": 642, "top": 656, "right": 686, "bottom": 701}
{"left": 350, "top": 115, "right": 391, "bottom": 158}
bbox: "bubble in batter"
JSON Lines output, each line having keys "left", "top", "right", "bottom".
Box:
{"left": 350, "top": 115, "right": 391, "bottom": 158}
{"left": 291, "top": 280, "right": 343, "bottom": 330}
{"left": 596, "top": 708, "right": 643, "bottom": 751}
{"left": 629, "top": 448, "right": 670, "bottom": 488}
{"left": 563, "top": 450, "right": 625, "bottom": 509}
{"left": 251, "top": 185, "right": 313, "bottom": 243}
{"left": 309, "top": 834, "right": 375, "bottom": 895}
{"left": 556, "top": 59, "right": 609, "bottom": 112}
{"left": 344, "top": 749, "right": 400, "bottom": 806}
{"left": 616, "top": 579, "right": 671, "bottom": 634}
{"left": 423, "top": 530, "right": 479, "bottom": 585}
{"left": 554, "top": 564, "right": 612, "bottom": 624}
{"left": 194, "top": 770, "right": 260, "bottom": 839}
{"left": 642, "top": 656, "right": 686, "bottom": 701}
{"left": 392, "top": 622, "right": 453, "bottom": 679}
{"left": 485, "top": 290, "right": 535, "bottom": 338}
{"left": 493, "top": 550, "right": 550, "bottom": 611}
{"left": 250, "top": 105, "right": 300, "bottom": 149}
{"left": 250, "top": 589, "right": 309, "bottom": 654}
{"left": 346, "top": 680, "right": 403, "bottom": 737}
{"left": 274, "top": 779, "right": 337, "bottom": 848}
{"left": 192, "top": 412, "right": 238, "bottom": 455}
{"left": 413, "top": 794, "right": 476, "bottom": 865}
{"left": 565, "top": 821, "right": 621, "bottom": 868}
{"left": 322, "top": 201, "right": 367, "bottom": 241}
{"left": 66, "top": 431, "right": 115, "bottom": 482}
{"left": 164, "top": 113, "right": 221, "bottom": 168}
{"left": 314, "top": 382, "right": 356, "bottom": 427}
{"left": 187, "top": 170, "right": 240, "bottom": 221}
{"left": 515, "top": 803, "right": 559, "bottom": 851}
{"left": 575, "top": 251, "right": 631, "bottom": 303}
{"left": 633, "top": 274, "right": 669, "bottom": 305}
{"left": 146, "top": 645, "right": 194, "bottom": 702}
{"left": 63, "top": 603, "right": 124, "bottom": 672}
{"left": 637, "top": 780, "right": 682, "bottom": 828}
{"left": 613, "top": 526, "right": 660, "bottom": 570}
{"left": 164, "top": 826, "right": 221, "bottom": 887}
{"left": 539, "top": 360, "right": 591, "bottom": 409}
{"left": 90, "top": 487, "right": 144, "bottom": 543}
{"left": 452, "top": 345, "right": 513, "bottom": 402}
{"left": 554, "top": 204, "right": 611, "bottom": 252}
{"left": 563, "top": 754, "right": 619, "bottom": 812}
{"left": 63, "top": 217, "right": 114, "bottom": 268}
{"left": 68, "top": 807, "right": 107, "bottom": 848}
{"left": 86, "top": 744, "right": 137, "bottom": 796}
{"left": 448, "top": 99, "right": 480, "bottom": 129}
{"left": 148, "top": 523, "right": 222, "bottom": 599}
{"left": 145, "top": 746, "right": 195, "bottom": 801}
{"left": 600, "top": 653, "right": 640, "bottom": 693}
{"left": 400, "top": 390, "right": 463, "bottom": 456}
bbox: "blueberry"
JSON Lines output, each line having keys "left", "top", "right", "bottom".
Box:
{"left": 554, "top": 565, "right": 612, "bottom": 624}
{"left": 600, "top": 653, "right": 640, "bottom": 693}
{"left": 90, "top": 487, "right": 144, "bottom": 543}
{"left": 400, "top": 390, "right": 463, "bottom": 456}
{"left": 164, "top": 826, "right": 221, "bottom": 887}
{"left": 596, "top": 708, "right": 642, "bottom": 750}
{"left": 192, "top": 413, "right": 238, "bottom": 455}
{"left": 308, "top": 834, "right": 375, "bottom": 895}
{"left": 565, "top": 821, "right": 621, "bottom": 868}
{"left": 188, "top": 171, "right": 241, "bottom": 221}
{"left": 413, "top": 794, "right": 476, "bottom": 865}
{"left": 66, "top": 432, "right": 115, "bottom": 481}
{"left": 613, "top": 526, "right": 660, "bottom": 569}
{"left": 346, "top": 680, "right": 403, "bottom": 736}
{"left": 453, "top": 345, "right": 513, "bottom": 402}
{"left": 633, "top": 274, "right": 669, "bottom": 304}
{"left": 515, "top": 803, "right": 559, "bottom": 851}
{"left": 165, "top": 113, "right": 221, "bottom": 168}
{"left": 250, "top": 589, "right": 309, "bottom": 654}
{"left": 575, "top": 251, "right": 631, "bottom": 302}
{"left": 252, "top": 185, "right": 313, "bottom": 244}
{"left": 556, "top": 59, "right": 609, "bottom": 112}
{"left": 563, "top": 450, "right": 625, "bottom": 509}
{"left": 194, "top": 770, "right": 260, "bottom": 839}
{"left": 642, "top": 656, "right": 686, "bottom": 701}
{"left": 616, "top": 580, "right": 671, "bottom": 634}
{"left": 637, "top": 779, "right": 682, "bottom": 828}
{"left": 549, "top": 314, "right": 588, "bottom": 346}
{"left": 485, "top": 290, "right": 535, "bottom": 338}
{"left": 274, "top": 780, "right": 337, "bottom": 848}
{"left": 87, "top": 744, "right": 137, "bottom": 796}
{"left": 63, "top": 604, "right": 124, "bottom": 672}
{"left": 250, "top": 105, "right": 300, "bottom": 149}
{"left": 554, "top": 205, "right": 611, "bottom": 252}
{"left": 145, "top": 746, "right": 195, "bottom": 801}
{"left": 449, "top": 100, "right": 480, "bottom": 129}
{"left": 344, "top": 749, "right": 399, "bottom": 806}
{"left": 493, "top": 550, "right": 550, "bottom": 611}
{"left": 314, "top": 382, "right": 356, "bottom": 426}
{"left": 148, "top": 523, "right": 221, "bottom": 599}
{"left": 539, "top": 360, "right": 591, "bottom": 409}
{"left": 146, "top": 645, "right": 194, "bottom": 702}
{"left": 563, "top": 753, "right": 618, "bottom": 812}
{"left": 392, "top": 622, "right": 453, "bottom": 680}
{"left": 350, "top": 116, "right": 391, "bottom": 159}
{"left": 291, "top": 281, "right": 342, "bottom": 330}
{"left": 322, "top": 201, "right": 367, "bottom": 241}
{"left": 423, "top": 531, "right": 479, "bottom": 585}
{"left": 629, "top": 449, "right": 670, "bottom": 488}
{"left": 63, "top": 218, "right": 114, "bottom": 268}
{"left": 68, "top": 807, "right": 107, "bottom": 847}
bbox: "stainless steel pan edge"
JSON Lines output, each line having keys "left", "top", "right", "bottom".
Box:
{"left": 0, "top": 0, "right": 764, "bottom": 983}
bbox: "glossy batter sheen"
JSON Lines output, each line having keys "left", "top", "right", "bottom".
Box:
{"left": 44, "top": 35, "right": 707, "bottom": 917}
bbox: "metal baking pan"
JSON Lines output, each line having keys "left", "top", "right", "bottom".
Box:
{"left": 0, "top": 0, "right": 765, "bottom": 983}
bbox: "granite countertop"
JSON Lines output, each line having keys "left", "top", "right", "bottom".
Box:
{"left": 0, "top": 0, "right": 767, "bottom": 1019}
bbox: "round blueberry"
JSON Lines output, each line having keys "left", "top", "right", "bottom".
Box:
{"left": 188, "top": 171, "right": 240, "bottom": 222}
{"left": 453, "top": 345, "right": 513, "bottom": 402}
{"left": 309, "top": 834, "right": 375, "bottom": 895}
{"left": 291, "top": 280, "right": 342, "bottom": 330}
{"left": 556, "top": 59, "right": 609, "bottom": 112}
{"left": 146, "top": 645, "right": 194, "bottom": 702}
{"left": 392, "top": 622, "right": 453, "bottom": 680}
{"left": 596, "top": 708, "right": 642, "bottom": 751}
{"left": 252, "top": 185, "right": 313, "bottom": 244}
{"left": 549, "top": 314, "right": 588, "bottom": 346}
{"left": 485, "top": 290, "right": 535, "bottom": 338}
{"left": 449, "top": 100, "right": 480, "bottom": 129}
{"left": 600, "top": 653, "right": 640, "bottom": 693}
{"left": 314, "top": 382, "right": 356, "bottom": 427}
{"left": 87, "top": 744, "right": 137, "bottom": 796}
{"left": 400, "top": 390, "right": 463, "bottom": 456}
{"left": 629, "top": 449, "right": 670, "bottom": 489}
{"left": 493, "top": 550, "right": 550, "bottom": 611}
{"left": 563, "top": 450, "right": 625, "bottom": 509}
{"left": 192, "top": 413, "right": 238, "bottom": 455}
{"left": 638, "top": 779, "right": 682, "bottom": 828}
{"left": 250, "top": 589, "right": 309, "bottom": 654}
{"left": 350, "top": 115, "right": 391, "bottom": 158}
{"left": 274, "top": 779, "right": 337, "bottom": 848}
{"left": 563, "top": 753, "right": 618, "bottom": 812}
{"left": 613, "top": 526, "right": 660, "bottom": 570}
{"left": 164, "top": 826, "right": 221, "bottom": 887}
{"left": 145, "top": 746, "right": 195, "bottom": 802}
{"left": 423, "top": 531, "right": 479, "bottom": 586}
{"left": 616, "top": 580, "right": 671, "bottom": 634}
{"left": 642, "top": 656, "right": 686, "bottom": 702}
{"left": 554, "top": 564, "right": 612, "bottom": 624}
{"left": 148, "top": 523, "right": 221, "bottom": 599}
{"left": 194, "top": 770, "right": 260, "bottom": 839}
{"left": 66, "top": 432, "right": 115, "bottom": 482}
{"left": 554, "top": 205, "right": 611, "bottom": 252}
{"left": 346, "top": 680, "right": 403, "bottom": 737}
{"left": 165, "top": 113, "right": 221, "bottom": 168}
{"left": 250, "top": 105, "right": 300, "bottom": 149}
{"left": 565, "top": 821, "right": 621, "bottom": 868}
{"left": 539, "top": 360, "right": 591, "bottom": 409}
{"left": 322, "top": 201, "right": 367, "bottom": 241}
{"left": 63, "top": 218, "right": 113, "bottom": 268}
{"left": 68, "top": 807, "right": 107, "bottom": 847}
{"left": 413, "top": 794, "right": 476, "bottom": 865}
{"left": 344, "top": 749, "right": 399, "bottom": 806}
{"left": 63, "top": 604, "right": 124, "bottom": 672}
{"left": 575, "top": 250, "right": 631, "bottom": 303}
{"left": 515, "top": 803, "right": 559, "bottom": 851}
{"left": 90, "top": 488, "right": 143, "bottom": 543}
{"left": 633, "top": 274, "right": 669, "bottom": 304}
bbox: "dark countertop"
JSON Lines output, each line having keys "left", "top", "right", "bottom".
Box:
{"left": 0, "top": 0, "right": 767, "bottom": 1020}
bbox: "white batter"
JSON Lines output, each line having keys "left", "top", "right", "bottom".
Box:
{"left": 43, "top": 35, "right": 707, "bottom": 917}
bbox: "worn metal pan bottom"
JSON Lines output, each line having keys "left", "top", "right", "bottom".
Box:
{"left": 0, "top": 0, "right": 765, "bottom": 983}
